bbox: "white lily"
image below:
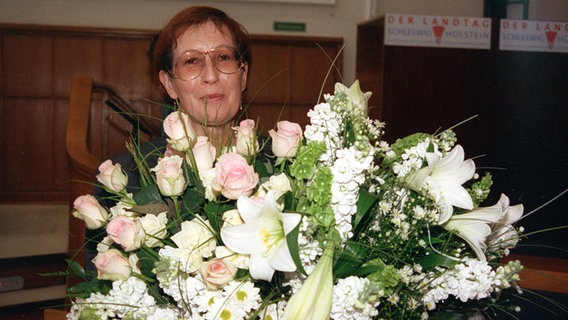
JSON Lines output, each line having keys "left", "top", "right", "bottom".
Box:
{"left": 285, "top": 242, "right": 334, "bottom": 320}
{"left": 220, "top": 191, "right": 301, "bottom": 281}
{"left": 487, "top": 194, "right": 524, "bottom": 251}
{"left": 335, "top": 80, "right": 372, "bottom": 115}
{"left": 443, "top": 195, "right": 519, "bottom": 262}
{"left": 407, "top": 145, "right": 475, "bottom": 224}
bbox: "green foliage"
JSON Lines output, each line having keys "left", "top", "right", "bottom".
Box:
{"left": 306, "top": 166, "right": 332, "bottom": 205}
{"left": 468, "top": 172, "right": 493, "bottom": 207}
{"left": 289, "top": 141, "right": 326, "bottom": 180}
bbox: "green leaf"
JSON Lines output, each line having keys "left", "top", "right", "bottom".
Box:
{"left": 254, "top": 158, "right": 274, "bottom": 178}
{"left": 181, "top": 186, "right": 206, "bottom": 214}
{"left": 333, "top": 241, "right": 367, "bottom": 278}
{"left": 204, "top": 202, "right": 235, "bottom": 237}
{"left": 66, "top": 258, "right": 86, "bottom": 279}
{"left": 286, "top": 222, "right": 306, "bottom": 276}
{"left": 353, "top": 188, "right": 379, "bottom": 233}
{"left": 136, "top": 248, "right": 159, "bottom": 280}
{"left": 418, "top": 250, "right": 459, "bottom": 269}
{"left": 133, "top": 184, "right": 163, "bottom": 205}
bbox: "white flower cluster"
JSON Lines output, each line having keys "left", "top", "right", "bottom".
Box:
{"left": 421, "top": 258, "right": 504, "bottom": 310}
{"left": 304, "top": 99, "right": 345, "bottom": 164}
{"left": 331, "top": 146, "right": 375, "bottom": 240}
{"left": 155, "top": 247, "right": 263, "bottom": 320}
{"left": 392, "top": 140, "right": 436, "bottom": 178}
{"left": 297, "top": 216, "right": 323, "bottom": 273}
{"left": 68, "top": 277, "right": 179, "bottom": 320}
{"left": 330, "top": 276, "right": 380, "bottom": 320}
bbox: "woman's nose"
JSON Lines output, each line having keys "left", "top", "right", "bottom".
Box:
{"left": 200, "top": 56, "right": 220, "bottom": 83}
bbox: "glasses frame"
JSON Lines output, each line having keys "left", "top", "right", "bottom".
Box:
{"left": 170, "top": 46, "right": 245, "bottom": 81}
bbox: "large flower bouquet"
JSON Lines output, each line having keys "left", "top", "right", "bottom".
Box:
{"left": 69, "top": 81, "right": 526, "bottom": 320}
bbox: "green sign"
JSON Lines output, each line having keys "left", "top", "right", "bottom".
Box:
{"left": 273, "top": 22, "right": 306, "bottom": 32}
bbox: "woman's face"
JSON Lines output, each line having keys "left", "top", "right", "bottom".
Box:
{"left": 159, "top": 21, "right": 248, "bottom": 130}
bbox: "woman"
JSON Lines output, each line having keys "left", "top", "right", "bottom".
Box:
{"left": 153, "top": 6, "right": 251, "bottom": 151}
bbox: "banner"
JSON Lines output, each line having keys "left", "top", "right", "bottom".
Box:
{"left": 499, "top": 19, "right": 568, "bottom": 53}
{"left": 384, "top": 13, "right": 492, "bottom": 50}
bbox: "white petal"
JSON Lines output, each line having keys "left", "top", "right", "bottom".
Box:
{"left": 445, "top": 220, "right": 491, "bottom": 262}
{"left": 451, "top": 206, "right": 501, "bottom": 223}
{"left": 269, "top": 241, "right": 297, "bottom": 272}
{"left": 249, "top": 253, "right": 275, "bottom": 281}
{"left": 237, "top": 195, "right": 263, "bottom": 223}
{"left": 281, "top": 213, "right": 302, "bottom": 235}
{"left": 221, "top": 223, "right": 262, "bottom": 254}
{"left": 438, "top": 202, "right": 454, "bottom": 225}
{"left": 442, "top": 185, "right": 474, "bottom": 210}
{"left": 496, "top": 194, "right": 524, "bottom": 226}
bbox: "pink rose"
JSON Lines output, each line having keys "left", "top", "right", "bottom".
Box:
{"left": 72, "top": 194, "right": 108, "bottom": 229}
{"left": 106, "top": 216, "right": 145, "bottom": 252}
{"left": 269, "top": 121, "right": 302, "bottom": 158}
{"left": 96, "top": 159, "right": 128, "bottom": 192}
{"left": 93, "top": 249, "right": 132, "bottom": 281}
{"left": 211, "top": 152, "right": 259, "bottom": 200}
{"left": 163, "top": 111, "right": 195, "bottom": 152}
{"left": 191, "top": 136, "right": 216, "bottom": 172}
{"left": 151, "top": 155, "right": 187, "bottom": 196}
{"left": 201, "top": 259, "right": 237, "bottom": 289}
{"left": 233, "top": 119, "right": 259, "bottom": 156}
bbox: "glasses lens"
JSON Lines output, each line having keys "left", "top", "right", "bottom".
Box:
{"left": 174, "top": 51, "right": 205, "bottom": 80}
{"left": 173, "top": 47, "right": 242, "bottom": 81}
{"left": 210, "top": 47, "right": 241, "bottom": 74}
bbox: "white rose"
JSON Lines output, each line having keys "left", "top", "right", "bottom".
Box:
{"left": 215, "top": 246, "right": 249, "bottom": 269}
{"left": 190, "top": 136, "right": 216, "bottom": 172}
{"left": 266, "top": 173, "right": 292, "bottom": 200}
{"left": 96, "top": 236, "right": 114, "bottom": 253}
{"left": 140, "top": 212, "right": 168, "bottom": 248}
{"left": 222, "top": 209, "right": 244, "bottom": 227}
{"left": 171, "top": 217, "right": 216, "bottom": 259}
{"left": 109, "top": 195, "right": 135, "bottom": 218}
{"left": 199, "top": 167, "right": 219, "bottom": 201}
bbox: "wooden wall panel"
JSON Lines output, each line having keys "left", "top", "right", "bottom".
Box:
{"left": 290, "top": 45, "right": 338, "bottom": 104}
{"left": 103, "top": 38, "right": 155, "bottom": 98}
{"left": 2, "top": 98, "right": 55, "bottom": 191}
{"left": 2, "top": 35, "right": 53, "bottom": 97}
{"left": 247, "top": 44, "right": 291, "bottom": 104}
{"left": 53, "top": 37, "right": 103, "bottom": 97}
{"left": 53, "top": 99, "right": 70, "bottom": 192}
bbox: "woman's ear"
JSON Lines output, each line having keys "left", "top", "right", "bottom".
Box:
{"left": 240, "top": 62, "right": 248, "bottom": 92}
{"left": 159, "top": 70, "right": 178, "bottom": 99}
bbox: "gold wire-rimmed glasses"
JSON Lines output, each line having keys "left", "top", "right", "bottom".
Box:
{"left": 171, "top": 46, "right": 244, "bottom": 81}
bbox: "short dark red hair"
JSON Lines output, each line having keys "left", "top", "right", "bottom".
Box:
{"left": 151, "top": 6, "right": 251, "bottom": 82}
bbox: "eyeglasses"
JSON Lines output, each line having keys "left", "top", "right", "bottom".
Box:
{"left": 171, "top": 46, "right": 244, "bottom": 81}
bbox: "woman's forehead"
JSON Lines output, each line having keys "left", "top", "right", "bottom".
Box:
{"left": 174, "top": 22, "right": 235, "bottom": 53}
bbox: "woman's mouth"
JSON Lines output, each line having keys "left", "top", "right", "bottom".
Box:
{"left": 202, "top": 93, "right": 224, "bottom": 103}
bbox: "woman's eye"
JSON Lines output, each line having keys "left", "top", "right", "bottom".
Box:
{"left": 217, "top": 52, "right": 234, "bottom": 62}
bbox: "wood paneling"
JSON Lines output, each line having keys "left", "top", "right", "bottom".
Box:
{"left": 0, "top": 25, "right": 342, "bottom": 203}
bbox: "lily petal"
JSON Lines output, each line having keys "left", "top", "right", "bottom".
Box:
{"left": 249, "top": 253, "right": 275, "bottom": 281}
{"left": 236, "top": 195, "right": 263, "bottom": 223}
{"left": 446, "top": 219, "right": 492, "bottom": 261}
{"left": 221, "top": 222, "right": 263, "bottom": 254}
{"left": 268, "top": 240, "right": 297, "bottom": 272}
{"left": 282, "top": 213, "right": 302, "bottom": 235}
